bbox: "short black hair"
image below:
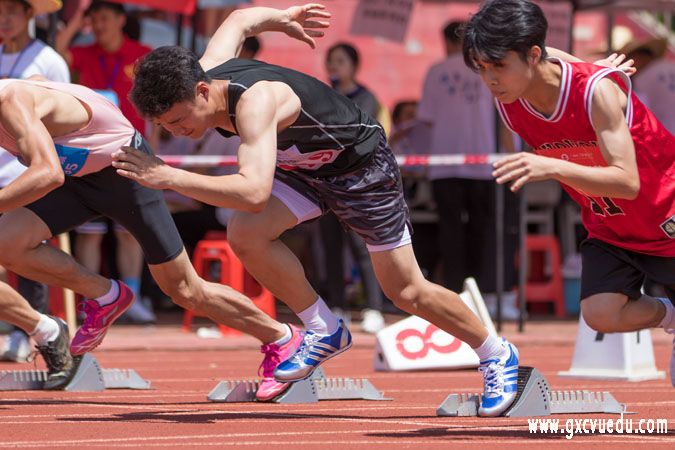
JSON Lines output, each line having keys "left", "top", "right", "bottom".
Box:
{"left": 86, "top": 1, "right": 125, "bottom": 16}
{"left": 443, "top": 21, "right": 465, "bottom": 45}
{"left": 327, "top": 42, "right": 360, "bottom": 68}
{"left": 392, "top": 100, "right": 417, "bottom": 125}
{"left": 462, "top": 0, "right": 548, "bottom": 71}
{"left": 242, "top": 36, "right": 261, "bottom": 57}
{"left": 130, "top": 46, "right": 211, "bottom": 118}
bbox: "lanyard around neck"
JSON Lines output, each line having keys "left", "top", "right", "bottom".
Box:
{"left": 99, "top": 55, "right": 124, "bottom": 90}
{"left": 0, "top": 40, "right": 36, "bottom": 79}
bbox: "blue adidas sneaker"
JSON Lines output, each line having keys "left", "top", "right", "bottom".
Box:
{"left": 274, "top": 319, "right": 352, "bottom": 382}
{"left": 478, "top": 339, "right": 520, "bottom": 417}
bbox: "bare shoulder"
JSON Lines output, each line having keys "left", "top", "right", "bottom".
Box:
{"left": 237, "top": 81, "right": 278, "bottom": 108}
{"left": 592, "top": 77, "right": 628, "bottom": 106}
{"left": 240, "top": 80, "right": 297, "bottom": 108}
{"left": 0, "top": 81, "right": 35, "bottom": 107}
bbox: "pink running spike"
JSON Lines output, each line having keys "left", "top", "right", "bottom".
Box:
{"left": 256, "top": 324, "right": 304, "bottom": 402}
{"left": 70, "top": 281, "right": 134, "bottom": 355}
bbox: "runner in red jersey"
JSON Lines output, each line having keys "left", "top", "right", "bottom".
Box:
{"left": 463, "top": 0, "right": 675, "bottom": 386}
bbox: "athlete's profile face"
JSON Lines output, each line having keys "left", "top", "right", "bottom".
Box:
{"left": 474, "top": 50, "right": 536, "bottom": 104}
{"left": 157, "top": 99, "right": 208, "bottom": 139}
{"left": 0, "top": 0, "right": 31, "bottom": 41}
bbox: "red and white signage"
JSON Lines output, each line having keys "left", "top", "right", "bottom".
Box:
{"left": 373, "top": 278, "right": 496, "bottom": 372}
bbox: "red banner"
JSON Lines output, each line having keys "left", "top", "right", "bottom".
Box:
{"left": 108, "top": 0, "right": 197, "bottom": 15}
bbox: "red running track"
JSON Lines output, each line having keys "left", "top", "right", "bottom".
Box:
{"left": 0, "top": 321, "right": 673, "bottom": 449}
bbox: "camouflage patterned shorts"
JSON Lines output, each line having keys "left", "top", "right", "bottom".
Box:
{"left": 273, "top": 133, "right": 412, "bottom": 249}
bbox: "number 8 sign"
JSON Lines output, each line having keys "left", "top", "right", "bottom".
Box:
{"left": 374, "top": 315, "right": 480, "bottom": 371}
{"left": 395, "top": 324, "right": 463, "bottom": 360}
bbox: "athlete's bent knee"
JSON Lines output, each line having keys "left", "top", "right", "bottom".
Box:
{"left": 0, "top": 235, "right": 31, "bottom": 268}
{"left": 227, "top": 214, "right": 266, "bottom": 256}
{"left": 387, "top": 283, "right": 423, "bottom": 313}
{"left": 581, "top": 302, "right": 620, "bottom": 333}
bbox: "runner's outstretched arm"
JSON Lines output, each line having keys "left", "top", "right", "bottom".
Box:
{"left": 113, "top": 82, "right": 281, "bottom": 212}
{"left": 200, "top": 4, "right": 330, "bottom": 70}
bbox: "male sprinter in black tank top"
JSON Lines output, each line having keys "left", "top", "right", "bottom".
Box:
{"left": 115, "top": 4, "right": 519, "bottom": 416}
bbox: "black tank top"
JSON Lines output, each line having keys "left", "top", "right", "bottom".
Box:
{"left": 206, "top": 58, "right": 382, "bottom": 177}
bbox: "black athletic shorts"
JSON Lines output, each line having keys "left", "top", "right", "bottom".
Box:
{"left": 25, "top": 131, "right": 184, "bottom": 265}
{"left": 580, "top": 238, "right": 675, "bottom": 302}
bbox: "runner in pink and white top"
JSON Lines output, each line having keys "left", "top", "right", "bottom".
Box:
{"left": 0, "top": 4, "right": 318, "bottom": 398}
{"left": 0, "top": 79, "right": 134, "bottom": 177}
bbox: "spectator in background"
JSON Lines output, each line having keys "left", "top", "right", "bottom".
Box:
{"left": 55, "top": 0, "right": 154, "bottom": 323}
{"left": 618, "top": 37, "right": 675, "bottom": 133}
{"left": 0, "top": 0, "right": 69, "bottom": 362}
{"left": 327, "top": 42, "right": 381, "bottom": 119}
{"left": 418, "top": 21, "right": 518, "bottom": 313}
{"left": 0, "top": 0, "right": 69, "bottom": 81}
{"left": 389, "top": 100, "right": 440, "bottom": 282}
{"left": 321, "top": 42, "right": 386, "bottom": 333}
{"left": 239, "top": 35, "right": 260, "bottom": 59}
{"left": 56, "top": 0, "right": 149, "bottom": 132}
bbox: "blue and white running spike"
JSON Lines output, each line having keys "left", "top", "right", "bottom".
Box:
{"left": 478, "top": 339, "right": 520, "bottom": 417}
{"left": 274, "top": 319, "right": 352, "bottom": 382}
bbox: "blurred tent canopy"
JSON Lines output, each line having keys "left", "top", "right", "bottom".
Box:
{"left": 100, "top": 1, "right": 675, "bottom": 17}
{"left": 98, "top": 0, "right": 675, "bottom": 16}
{"left": 425, "top": 0, "right": 675, "bottom": 11}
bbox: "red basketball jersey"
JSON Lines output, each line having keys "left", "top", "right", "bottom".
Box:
{"left": 496, "top": 60, "right": 675, "bottom": 256}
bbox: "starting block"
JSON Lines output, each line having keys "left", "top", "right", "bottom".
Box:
{"left": 208, "top": 367, "right": 391, "bottom": 403}
{"left": 437, "top": 366, "right": 626, "bottom": 417}
{"left": 0, "top": 353, "right": 150, "bottom": 391}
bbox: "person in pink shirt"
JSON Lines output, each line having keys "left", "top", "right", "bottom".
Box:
{"left": 0, "top": 6, "right": 326, "bottom": 399}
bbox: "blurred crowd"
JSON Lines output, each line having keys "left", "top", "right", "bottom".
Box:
{"left": 1, "top": 0, "right": 673, "bottom": 362}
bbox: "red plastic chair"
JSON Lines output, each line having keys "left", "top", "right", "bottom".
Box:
{"left": 523, "top": 235, "right": 566, "bottom": 318}
{"left": 182, "top": 233, "right": 276, "bottom": 335}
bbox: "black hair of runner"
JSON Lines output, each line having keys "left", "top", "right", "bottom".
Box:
{"left": 462, "top": 0, "right": 549, "bottom": 71}
{"left": 130, "top": 46, "right": 211, "bottom": 118}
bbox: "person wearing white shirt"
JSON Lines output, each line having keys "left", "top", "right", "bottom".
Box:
{"left": 636, "top": 58, "right": 675, "bottom": 134}
{"left": 417, "top": 21, "right": 518, "bottom": 304}
{"left": 619, "top": 38, "right": 675, "bottom": 134}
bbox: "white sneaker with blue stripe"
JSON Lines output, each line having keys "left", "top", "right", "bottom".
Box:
{"left": 478, "top": 339, "right": 520, "bottom": 417}
{"left": 274, "top": 319, "right": 352, "bottom": 382}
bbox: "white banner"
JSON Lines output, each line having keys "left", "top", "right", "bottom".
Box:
{"left": 350, "top": 0, "right": 415, "bottom": 43}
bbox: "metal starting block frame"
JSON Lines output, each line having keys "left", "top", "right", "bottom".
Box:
{"left": 208, "top": 367, "right": 391, "bottom": 403}
{"left": 437, "top": 366, "right": 627, "bottom": 418}
{"left": 0, "top": 353, "right": 150, "bottom": 392}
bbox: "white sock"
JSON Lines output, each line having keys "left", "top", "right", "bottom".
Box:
{"left": 297, "top": 297, "right": 339, "bottom": 335}
{"left": 473, "top": 334, "right": 506, "bottom": 362}
{"left": 29, "top": 314, "right": 60, "bottom": 346}
{"left": 272, "top": 324, "right": 292, "bottom": 346}
{"left": 94, "top": 280, "right": 120, "bottom": 306}
{"left": 656, "top": 297, "right": 675, "bottom": 330}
